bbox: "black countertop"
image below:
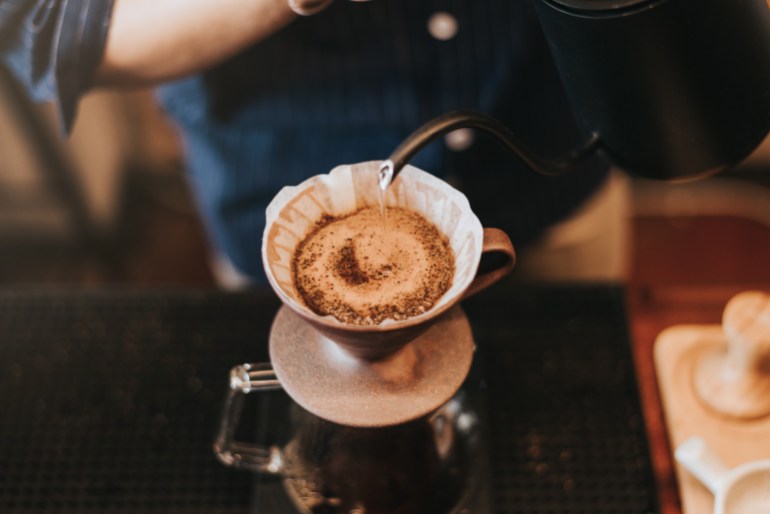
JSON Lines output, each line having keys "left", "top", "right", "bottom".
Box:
{"left": 0, "top": 285, "right": 657, "bottom": 513}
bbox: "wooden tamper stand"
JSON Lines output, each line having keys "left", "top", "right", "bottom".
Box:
{"left": 693, "top": 291, "right": 770, "bottom": 420}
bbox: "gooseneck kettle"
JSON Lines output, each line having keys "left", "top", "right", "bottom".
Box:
{"left": 381, "top": 0, "right": 770, "bottom": 186}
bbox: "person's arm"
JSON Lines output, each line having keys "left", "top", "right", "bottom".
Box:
{"left": 0, "top": 0, "right": 330, "bottom": 129}
{"left": 97, "top": 0, "right": 330, "bottom": 87}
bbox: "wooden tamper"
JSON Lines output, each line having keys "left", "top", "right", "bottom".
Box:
{"left": 694, "top": 291, "right": 770, "bottom": 420}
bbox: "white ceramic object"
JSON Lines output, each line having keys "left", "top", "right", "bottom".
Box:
{"left": 676, "top": 437, "right": 770, "bottom": 514}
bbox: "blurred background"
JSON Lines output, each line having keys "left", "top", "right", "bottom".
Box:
{"left": 1, "top": 82, "right": 770, "bottom": 289}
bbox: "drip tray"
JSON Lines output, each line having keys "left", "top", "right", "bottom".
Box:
{"left": 0, "top": 286, "right": 658, "bottom": 513}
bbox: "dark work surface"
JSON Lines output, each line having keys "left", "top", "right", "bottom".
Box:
{"left": 0, "top": 285, "right": 657, "bottom": 513}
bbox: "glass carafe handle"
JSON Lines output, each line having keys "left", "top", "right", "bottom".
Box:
{"left": 213, "top": 363, "right": 285, "bottom": 473}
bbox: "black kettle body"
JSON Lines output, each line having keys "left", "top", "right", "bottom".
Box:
{"left": 533, "top": 0, "right": 770, "bottom": 180}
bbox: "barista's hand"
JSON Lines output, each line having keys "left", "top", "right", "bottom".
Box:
{"left": 288, "top": 0, "right": 334, "bottom": 16}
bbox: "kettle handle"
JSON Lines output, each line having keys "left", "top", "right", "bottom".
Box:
{"left": 213, "top": 363, "right": 285, "bottom": 473}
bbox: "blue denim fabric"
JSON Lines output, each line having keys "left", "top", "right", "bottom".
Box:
{"left": 1, "top": 0, "right": 609, "bottom": 282}
{"left": 0, "top": 0, "right": 114, "bottom": 130}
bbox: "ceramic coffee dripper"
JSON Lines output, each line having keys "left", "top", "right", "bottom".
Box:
{"left": 250, "top": 161, "right": 515, "bottom": 428}
{"left": 214, "top": 161, "right": 513, "bottom": 512}
{"left": 676, "top": 437, "right": 770, "bottom": 514}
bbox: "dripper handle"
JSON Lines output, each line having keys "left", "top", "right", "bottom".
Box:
{"left": 213, "top": 363, "right": 285, "bottom": 473}
{"left": 461, "top": 228, "right": 516, "bottom": 300}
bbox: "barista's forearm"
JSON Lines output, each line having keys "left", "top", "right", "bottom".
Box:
{"left": 96, "top": 0, "right": 295, "bottom": 87}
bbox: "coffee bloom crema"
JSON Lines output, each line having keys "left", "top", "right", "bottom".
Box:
{"left": 292, "top": 206, "right": 455, "bottom": 325}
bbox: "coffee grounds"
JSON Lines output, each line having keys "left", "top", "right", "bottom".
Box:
{"left": 336, "top": 238, "right": 370, "bottom": 286}
{"left": 291, "top": 206, "right": 454, "bottom": 325}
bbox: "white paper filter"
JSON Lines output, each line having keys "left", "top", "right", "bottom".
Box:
{"left": 262, "top": 161, "right": 484, "bottom": 325}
